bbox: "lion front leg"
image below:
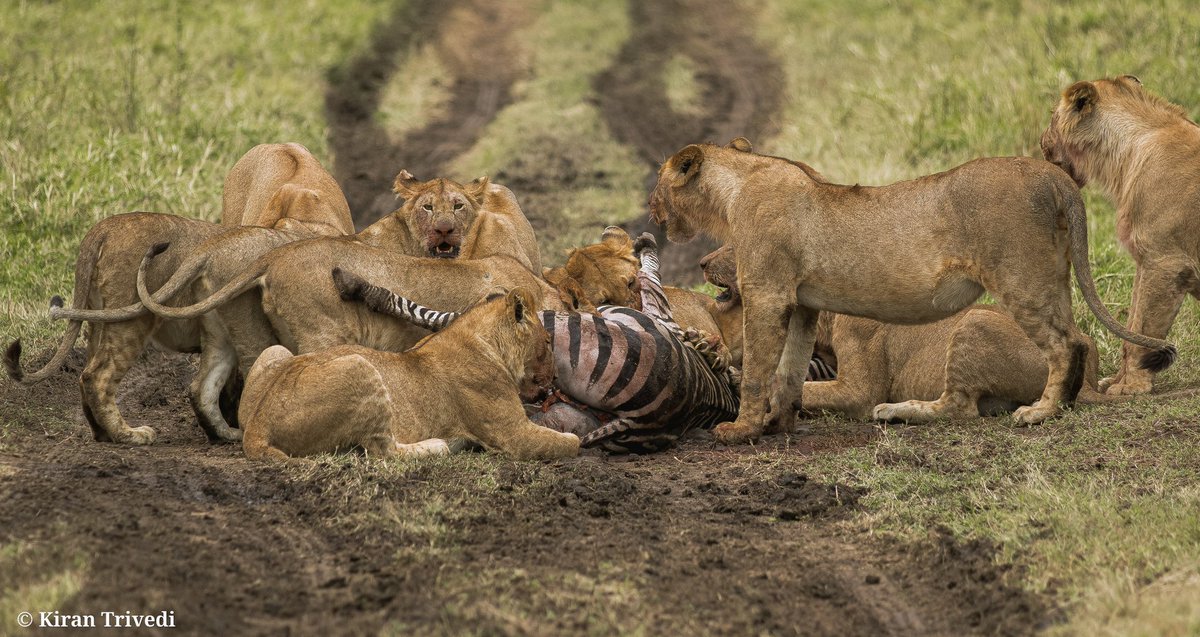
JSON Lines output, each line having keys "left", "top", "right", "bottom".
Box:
{"left": 1105, "top": 258, "right": 1193, "bottom": 395}
{"left": 714, "top": 291, "right": 793, "bottom": 444}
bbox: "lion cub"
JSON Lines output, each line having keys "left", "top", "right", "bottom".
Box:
{"left": 239, "top": 287, "right": 577, "bottom": 461}
{"left": 1042, "top": 75, "right": 1200, "bottom": 396}
{"left": 702, "top": 246, "right": 1117, "bottom": 421}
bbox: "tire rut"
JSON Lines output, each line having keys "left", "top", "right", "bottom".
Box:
{"left": 594, "top": 0, "right": 785, "bottom": 284}
{"left": 324, "top": 0, "right": 527, "bottom": 227}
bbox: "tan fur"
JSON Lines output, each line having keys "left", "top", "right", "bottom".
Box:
{"left": 240, "top": 289, "right": 578, "bottom": 461}
{"left": 649, "top": 138, "right": 1175, "bottom": 444}
{"left": 33, "top": 175, "right": 521, "bottom": 444}
{"left": 701, "top": 245, "right": 1120, "bottom": 422}
{"left": 1042, "top": 76, "right": 1200, "bottom": 395}
{"left": 542, "top": 226, "right": 640, "bottom": 312}
{"left": 2, "top": 213, "right": 231, "bottom": 444}
{"left": 221, "top": 143, "right": 354, "bottom": 237}
{"left": 110, "top": 230, "right": 632, "bottom": 441}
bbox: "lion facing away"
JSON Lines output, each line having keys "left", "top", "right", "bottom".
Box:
{"left": 701, "top": 244, "right": 1124, "bottom": 421}
{"left": 1041, "top": 75, "right": 1200, "bottom": 396}
{"left": 220, "top": 142, "right": 354, "bottom": 237}
{"left": 649, "top": 138, "right": 1176, "bottom": 444}
{"left": 239, "top": 288, "right": 578, "bottom": 461}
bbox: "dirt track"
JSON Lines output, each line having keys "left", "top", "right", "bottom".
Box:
{"left": 2, "top": 1, "right": 1054, "bottom": 634}
{"left": 594, "top": 0, "right": 784, "bottom": 284}
{"left": 0, "top": 349, "right": 1048, "bottom": 635}
{"left": 325, "top": 0, "right": 528, "bottom": 227}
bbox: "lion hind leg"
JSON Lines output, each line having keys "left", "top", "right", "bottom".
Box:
{"left": 80, "top": 318, "right": 157, "bottom": 444}
{"left": 873, "top": 391, "right": 978, "bottom": 424}
{"left": 190, "top": 335, "right": 242, "bottom": 443}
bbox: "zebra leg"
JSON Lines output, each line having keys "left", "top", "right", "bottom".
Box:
{"left": 632, "top": 235, "right": 685, "bottom": 337}
{"left": 580, "top": 417, "right": 676, "bottom": 454}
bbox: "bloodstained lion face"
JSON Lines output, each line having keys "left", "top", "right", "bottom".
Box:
{"left": 393, "top": 171, "right": 489, "bottom": 258}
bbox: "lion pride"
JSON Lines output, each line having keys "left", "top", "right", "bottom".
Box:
{"left": 649, "top": 138, "right": 1175, "bottom": 444}
{"left": 1041, "top": 75, "right": 1200, "bottom": 396}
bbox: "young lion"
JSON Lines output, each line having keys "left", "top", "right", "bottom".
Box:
{"left": 220, "top": 143, "right": 355, "bottom": 237}
{"left": 1041, "top": 75, "right": 1200, "bottom": 396}
{"left": 649, "top": 138, "right": 1176, "bottom": 443}
{"left": 701, "top": 244, "right": 1122, "bottom": 421}
{"left": 239, "top": 288, "right": 579, "bottom": 461}
{"left": 22, "top": 172, "right": 511, "bottom": 444}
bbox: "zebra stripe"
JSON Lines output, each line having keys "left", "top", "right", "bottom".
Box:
{"left": 808, "top": 357, "right": 836, "bottom": 381}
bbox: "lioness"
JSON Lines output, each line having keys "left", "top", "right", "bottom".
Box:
{"left": 542, "top": 227, "right": 641, "bottom": 312}
{"left": 3, "top": 213, "right": 233, "bottom": 444}
{"left": 649, "top": 138, "right": 1176, "bottom": 443}
{"left": 20, "top": 172, "right": 508, "bottom": 444}
{"left": 221, "top": 143, "right": 354, "bottom": 237}
{"left": 1041, "top": 75, "right": 1200, "bottom": 396}
{"left": 701, "top": 244, "right": 1124, "bottom": 421}
{"left": 119, "top": 229, "right": 639, "bottom": 441}
{"left": 239, "top": 288, "right": 579, "bottom": 461}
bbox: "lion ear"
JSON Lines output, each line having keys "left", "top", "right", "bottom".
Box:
{"left": 1065, "top": 81, "right": 1098, "bottom": 115}
{"left": 1119, "top": 74, "right": 1142, "bottom": 86}
{"left": 601, "top": 225, "right": 631, "bottom": 246}
{"left": 393, "top": 170, "right": 421, "bottom": 199}
{"left": 671, "top": 145, "right": 705, "bottom": 186}
{"left": 465, "top": 176, "right": 489, "bottom": 207}
{"left": 726, "top": 137, "right": 753, "bottom": 153}
{"left": 506, "top": 289, "right": 526, "bottom": 323}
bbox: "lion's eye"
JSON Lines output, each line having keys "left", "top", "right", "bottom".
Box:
{"left": 453, "top": 202, "right": 464, "bottom": 211}
{"left": 422, "top": 203, "right": 433, "bottom": 212}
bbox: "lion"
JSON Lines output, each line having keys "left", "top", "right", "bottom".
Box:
{"left": 649, "top": 137, "right": 1176, "bottom": 443}
{"left": 9, "top": 172, "right": 515, "bottom": 445}
{"left": 1041, "top": 75, "right": 1200, "bottom": 396}
{"left": 83, "top": 227, "right": 639, "bottom": 443}
{"left": 541, "top": 226, "right": 641, "bottom": 312}
{"left": 700, "top": 243, "right": 1129, "bottom": 421}
{"left": 220, "top": 142, "right": 355, "bottom": 237}
{"left": 239, "top": 287, "right": 579, "bottom": 461}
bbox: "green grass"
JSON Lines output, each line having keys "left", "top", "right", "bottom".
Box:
{"left": 3, "top": 0, "right": 1199, "bottom": 633}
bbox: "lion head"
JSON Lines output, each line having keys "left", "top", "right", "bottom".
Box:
{"left": 700, "top": 244, "right": 740, "bottom": 311}
{"left": 458, "top": 287, "right": 555, "bottom": 402}
{"left": 392, "top": 170, "right": 489, "bottom": 259}
{"left": 543, "top": 226, "right": 641, "bottom": 312}
{"left": 1040, "top": 74, "right": 1184, "bottom": 190}
{"left": 648, "top": 137, "right": 760, "bottom": 243}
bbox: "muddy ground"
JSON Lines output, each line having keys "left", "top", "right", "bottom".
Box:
{"left": 0, "top": 349, "right": 1051, "bottom": 635}
{"left": 3, "top": 0, "right": 1055, "bottom": 634}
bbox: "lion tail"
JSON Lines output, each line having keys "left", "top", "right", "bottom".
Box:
{"left": 136, "top": 243, "right": 264, "bottom": 320}
{"left": 4, "top": 222, "right": 114, "bottom": 383}
{"left": 1061, "top": 181, "right": 1177, "bottom": 372}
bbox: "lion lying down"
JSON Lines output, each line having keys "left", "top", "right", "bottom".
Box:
{"left": 334, "top": 231, "right": 740, "bottom": 454}
{"left": 701, "top": 245, "right": 1124, "bottom": 421}
{"left": 239, "top": 288, "right": 579, "bottom": 461}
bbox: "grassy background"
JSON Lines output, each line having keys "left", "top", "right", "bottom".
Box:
{"left": 2, "top": 0, "right": 1198, "bottom": 633}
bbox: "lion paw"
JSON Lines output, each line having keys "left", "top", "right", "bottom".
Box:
{"left": 713, "top": 419, "right": 761, "bottom": 445}
{"left": 872, "top": 401, "right": 934, "bottom": 423}
{"left": 1012, "top": 403, "right": 1056, "bottom": 425}
{"left": 116, "top": 426, "right": 157, "bottom": 445}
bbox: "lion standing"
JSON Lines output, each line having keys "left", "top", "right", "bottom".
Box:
{"left": 649, "top": 138, "right": 1175, "bottom": 444}
{"left": 1041, "top": 75, "right": 1200, "bottom": 395}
